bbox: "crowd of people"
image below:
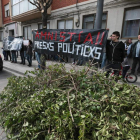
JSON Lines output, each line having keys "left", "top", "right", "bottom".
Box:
{"left": 102, "top": 31, "right": 140, "bottom": 79}
{"left": 2, "top": 31, "right": 140, "bottom": 78}
{"left": 2, "top": 38, "right": 40, "bottom": 69}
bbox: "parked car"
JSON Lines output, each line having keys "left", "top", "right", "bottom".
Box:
{"left": 0, "top": 54, "right": 3, "bottom": 71}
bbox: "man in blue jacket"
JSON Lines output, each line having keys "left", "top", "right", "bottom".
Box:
{"left": 128, "top": 35, "right": 140, "bottom": 74}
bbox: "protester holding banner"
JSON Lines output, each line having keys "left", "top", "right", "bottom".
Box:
{"left": 26, "top": 40, "right": 33, "bottom": 67}
{"left": 106, "top": 31, "right": 125, "bottom": 77}
{"left": 101, "top": 35, "right": 112, "bottom": 69}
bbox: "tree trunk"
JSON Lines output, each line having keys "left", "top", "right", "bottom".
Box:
{"left": 41, "top": 10, "right": 47, "bottom": 69}
{"left": 42, "top": 10, "right": 47, "bottom": 29}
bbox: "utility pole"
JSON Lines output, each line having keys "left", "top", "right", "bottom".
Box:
{"left": 94, "top": 0, "right": 104, "bottom": 29}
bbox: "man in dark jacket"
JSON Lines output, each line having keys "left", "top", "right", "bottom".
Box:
{"left": 20, "top": 37, "right": 26, "bottom": 64}
{"left": 128, "top": 35, "right": 140, "bottom": 74}
{"left": 26, "top": 40, "right": 33, "bottom": 67}
{"left": 20, "top": 43, "right": 25, "bottom": 64}
{"left": 106, "top": 31, "right": 125, "bottom": 76}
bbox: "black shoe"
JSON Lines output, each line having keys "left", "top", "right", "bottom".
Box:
{"left": 20, "top": 62, "right": 23, "bottom": 64}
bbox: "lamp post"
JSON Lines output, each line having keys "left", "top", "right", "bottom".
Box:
{"left": 94, "top": 0, "right": 104, "bottom": 29}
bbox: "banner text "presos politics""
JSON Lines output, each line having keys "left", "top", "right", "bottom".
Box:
{"left": 34, "top": 41, "right": 102, "bottom": 59}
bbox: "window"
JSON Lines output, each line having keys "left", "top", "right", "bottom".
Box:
{"left": 12, "top": 0, "right": 19, "bottom": 5}
{"left": 58, "top": 19, "right": 73, "bottom": 29}
{"left": 9, "top": 30, "right": 14, "bottom": 37}
{"left": 83, "top": 13, "right": 107, "bottom": 29}
{"left": 0, "top": 31, "right": 3, "bottom": 41}
{"left": 23, "top": 26, "right": 31, "bottom": 40}
{"left": 122, "top": 8, "right": 140, "bottom": 38}
{"left": 5, "top": 4, "right": 10, "bottom": 17}
{"left": 38, "top": 23, "right": 50, "bottom": 29}
{"left": 11, "top": 0, "right": 36, "bottom": 16}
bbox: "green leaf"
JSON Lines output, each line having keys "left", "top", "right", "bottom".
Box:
{"left": 81, "top": 115, "right": 86, "bottom": 118}
{"left": 23, "top": 122, "right": 29, "bottom": 127}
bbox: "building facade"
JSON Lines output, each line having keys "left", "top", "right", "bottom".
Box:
{"left": 11, "top": 0, "right": 51, "bottom": 40}
{"left": 0, "top": 0, "right": 3, "bottom": 46}
{"left": 1, "top": 0, "right": 19, "bottom": 39}
{"left": 9, "top": 0, "right": 140, "bottom": 42}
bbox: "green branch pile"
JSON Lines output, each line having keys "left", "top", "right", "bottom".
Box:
{"left": 0, "top": 64, "right": 140, "bottom": 140}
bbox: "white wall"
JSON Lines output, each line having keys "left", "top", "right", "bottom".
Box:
{"left": 107, "top": 7, "right": 124, "bottom": 37}
{"left": 0, "top": 42, "right": 3, "bottom": 48}
{"left": 4, "top": 22, "right": 19, "bottom": 37}
{"left": 17, "top": 22, "right": 22, "bottom": 36}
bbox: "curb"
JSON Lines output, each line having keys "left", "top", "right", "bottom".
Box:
{"left": 3, "top": 66, "right": 25, "bottom": 76}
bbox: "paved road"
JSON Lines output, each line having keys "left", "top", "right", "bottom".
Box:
{"left": 0, "top": 69, "right": 12, "bottom": 92}
{"left": 0, "top": 69, "right": 12, "bottom": 140}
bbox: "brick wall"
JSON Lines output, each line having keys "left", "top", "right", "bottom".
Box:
{"left": 1, "top": 0, "right": 12, "bottom": 24}
{"left": 0, "top": 0, "right": 3, "bottom": 27}
{"left": 52, "top": 0, "right": 89, "bottom": 10}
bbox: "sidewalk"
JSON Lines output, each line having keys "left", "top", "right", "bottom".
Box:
{"left": 3, "top": 57, "right": 83, "bottom": 76}
{"left": 1, "top": 48, "right": 139, "bottom": 86}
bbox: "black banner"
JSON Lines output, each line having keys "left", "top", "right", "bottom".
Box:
{"left": 33, "top": 29, "right": 108, "bottom": 62}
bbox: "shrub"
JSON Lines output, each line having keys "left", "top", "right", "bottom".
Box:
{"left": 0, "top": 64, "right": 140, "bottom": 140}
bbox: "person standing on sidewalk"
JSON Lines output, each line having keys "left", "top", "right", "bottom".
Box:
{"left": 35, "top": 51, "right": 41, "bottom": 70}
{"left": 20, "top": 38, "right": 25, "bottom": 64}
{"left": 124, "top": 38, "right": 132, "bottom": 56}
{"left": 26, "top": 40, "right": 33, "bottom": 67}
{"left": 6, "top": 50, "right": 11, "bottom": 61}
{"left": 101, "top": 35, "right": 112, "bottom": 69}
{"left": 2, "top": 47, "right": 6, "bottom": 60}
{"left": 106, "top": 31, "right": 125, "bottom": 76}
{"left": 128, "top": 35, "right": 140, "bottom": 74}
{"left": 24, "top": 42, "right": 27, "bottom": 64}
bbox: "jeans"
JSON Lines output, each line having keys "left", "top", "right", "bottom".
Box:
{"left": 20, "top": 51, "right": 25, "bottom": 64}
{"left": 101, "top": 53, "right": 106, "bottom": 68}
{"left": 11, "top": 51, "right": 17, "bottom": 62}
{"left": 35, "top": 52, "right": 41, "bottom": 68}
{"left": 76, "top": 56, "right": 84, "bottom": 66}
{"left": 27, "top": 54, "right": 32, "bottom": 66}
{"left": 106, "top": 62, "right": 121, "bottom": 77}
{"left": 6, "top": 51, "right": 11, "bottom": 61}
{"left": 122, "top": 66, "right": 130, "bottom": 78}
{"left": 131, "top": 57, "right": 140, "bottom": 74}
{"left": 24, "top": 51, "right": 27, "bottom": 59}
{"left": 3, "top": 51, "right": 6, "bottom": 60}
